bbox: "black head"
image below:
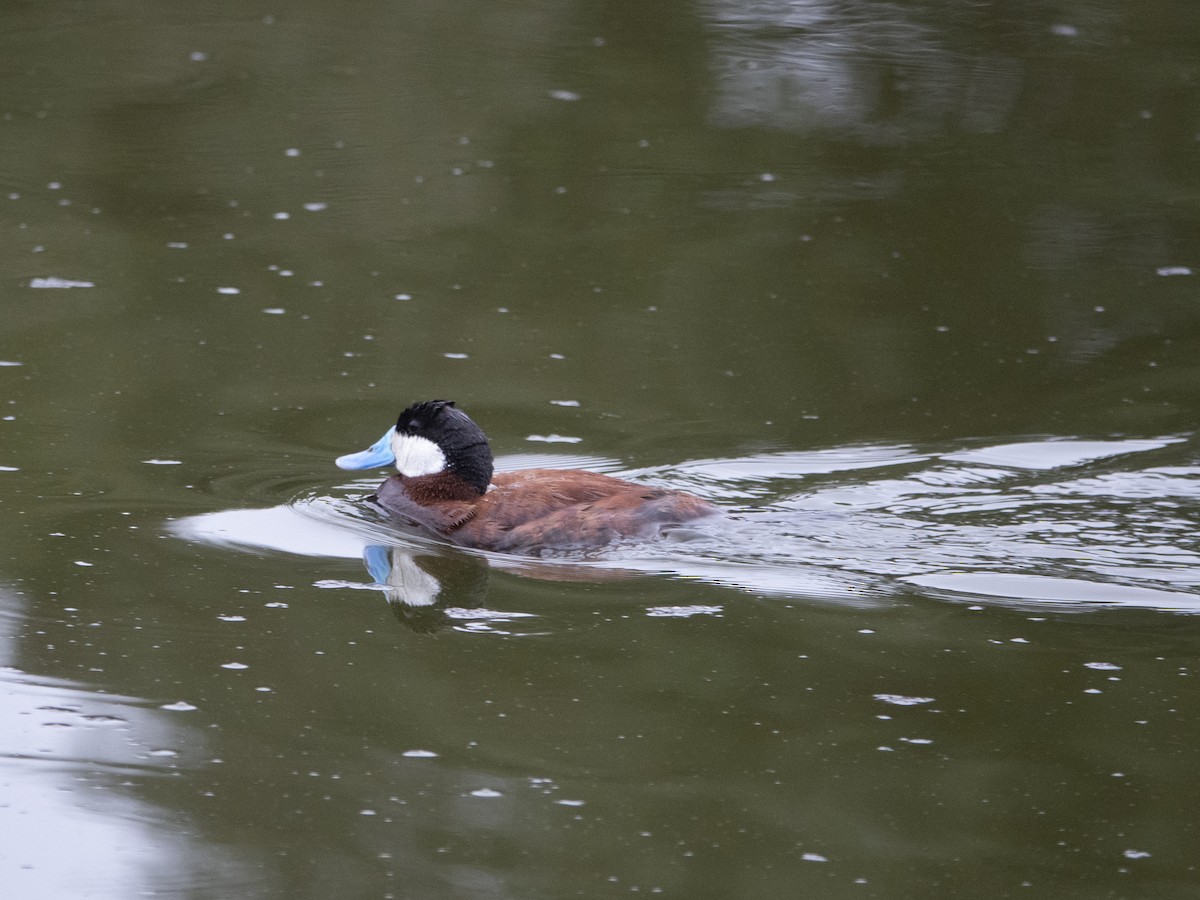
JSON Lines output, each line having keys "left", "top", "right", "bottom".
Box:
{"left": 395, "top": 400, "right": 493, "bottom": 495}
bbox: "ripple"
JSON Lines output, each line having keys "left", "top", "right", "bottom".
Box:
{"left": 904, "top": 573, "right": 1200, "bottom": 611}
{"left": 170, "top": 433, "right": 1200, "bottom": 613}
{"left": 495, "top": 452, "right": 623, "bottom": 473}
{"left": 940, "top": 437, "right": 1182, "bottom": 470}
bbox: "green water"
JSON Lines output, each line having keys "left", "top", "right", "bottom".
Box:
{"left": 4, "top": 2, "right": 1200, "bottom": 897}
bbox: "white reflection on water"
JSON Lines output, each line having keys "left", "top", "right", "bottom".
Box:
{"left": 702, "top": 0, "right": 1024, "bottom": 141}
{"left": 170, "top": 434, "right": 1200, "bottom": 613}
{"left": 0, "top": 589, "right": 255, "bottom": 896}
{"left": 905, "top": 573, "right": 1200, "bottom": 610}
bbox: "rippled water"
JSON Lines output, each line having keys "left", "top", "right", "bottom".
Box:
{"left": 173, "top": 434, "right": 1200, "bottom": 624}
{"left": 6, "top": 1, "right": 1200, "bottom": 893}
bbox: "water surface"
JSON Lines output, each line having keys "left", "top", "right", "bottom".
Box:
{"left": 4, "top": 1, "right": 1200, "bottom": 897}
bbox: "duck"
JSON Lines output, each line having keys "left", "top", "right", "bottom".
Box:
{"left": 336, "top": 400, "right": 719, "bottom": 553}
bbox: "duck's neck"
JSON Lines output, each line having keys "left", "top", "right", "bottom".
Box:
{"left": 400, "top": 471, "right": 486, "bottom": 504}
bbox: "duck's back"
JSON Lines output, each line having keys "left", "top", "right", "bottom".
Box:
{"left": 453, "top": 469, "right": 717, "bottom": 552}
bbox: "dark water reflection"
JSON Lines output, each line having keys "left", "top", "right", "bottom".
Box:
{"left": 5, "top": 0, "right": 1200, "bottom": 896}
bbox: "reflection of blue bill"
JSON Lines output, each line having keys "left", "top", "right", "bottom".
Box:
{"left": 364, "top": 544, "right": 393, "bottom": 586}
{"left": 363, "top": 545, "right": 443, "bottom": 607}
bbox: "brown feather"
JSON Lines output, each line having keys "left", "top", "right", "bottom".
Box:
{"left": 374, "top": 468, "right": 717, "bottom": 553}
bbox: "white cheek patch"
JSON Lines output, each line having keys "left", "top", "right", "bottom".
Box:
{"left": 390, "top": 432, "right": 447, "bottom": 477}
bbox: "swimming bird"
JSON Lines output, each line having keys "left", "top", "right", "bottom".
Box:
{"left": 336, "top": 400, "right": 718, "bottom": 553}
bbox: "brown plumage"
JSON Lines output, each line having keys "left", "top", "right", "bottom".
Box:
{"left": 339, "top": 401, "right": 720, "bottom": 554}
{"left": 375, "top": 468, "right": 717, "bottom": 553}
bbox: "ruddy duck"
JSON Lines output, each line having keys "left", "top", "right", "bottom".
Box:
{"left": 336, "top": 400, "right": 718, "bottom": 553}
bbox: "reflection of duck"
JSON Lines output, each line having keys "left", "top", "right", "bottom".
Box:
{"left": 364, "top": 544, "right": 491, "bottom": 632}
{"left": 337, "top": 400, "right": 719, "bottom": 553}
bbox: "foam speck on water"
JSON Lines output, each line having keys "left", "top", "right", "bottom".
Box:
{"left": 646, "top": 605, "right": 722, "bottom": 618}
{"left": 873, "top": 694, "right": 935, "bottom": 707}
{"left": 30, "top": 277, "right": 95, "bottom": 289}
